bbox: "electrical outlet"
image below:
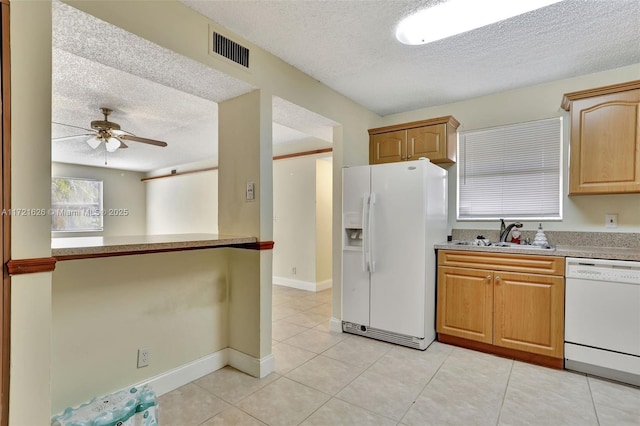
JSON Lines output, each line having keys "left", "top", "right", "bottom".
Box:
{"left": 137, "top": 347, "right": 151, "bottom": 368}
{"left": 605, "top": 213, "right": 618, "bottom": 228}
{"left": 292, "top": 267, "right": 297, "bottom": 275}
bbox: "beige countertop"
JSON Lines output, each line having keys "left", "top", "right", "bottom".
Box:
{"left": 52, "top": 233, "right": 257, "bottom": 258}
{"left": 435, "top": 242, "right": 640, "bottom": 262}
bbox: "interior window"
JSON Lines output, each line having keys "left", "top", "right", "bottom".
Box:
{"left": 51, "top": 177, "right": 104, "bottom": 232}
{"left": 457, "top": 117, "right": 562, "bottom": 220}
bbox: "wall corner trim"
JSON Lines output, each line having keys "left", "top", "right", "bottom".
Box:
{"left": 228, "top": 348, "right": 275, "bottom": 379}
{"left": 6, "top": 257, "right": 57, "bottom": 275}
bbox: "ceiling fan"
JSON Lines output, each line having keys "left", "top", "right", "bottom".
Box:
{"left": 52, "top": 108, "right": 168, "bottom": 152}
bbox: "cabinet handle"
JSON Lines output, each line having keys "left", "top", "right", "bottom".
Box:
{"left": 486, "top": 275, "right": 492, "bottom": 281}
{"left": 495, "top": 276, "right": 501, "bottom": 283}
{"left": 401, "top": 156, "right": 406, "bottom": 160}
{"left": 407, "top": 154, "right": 412, "bottom": 159}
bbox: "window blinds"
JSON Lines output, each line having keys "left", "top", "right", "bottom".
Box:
{"left": 457, "top": 117, "right": 562, "bottom": 220}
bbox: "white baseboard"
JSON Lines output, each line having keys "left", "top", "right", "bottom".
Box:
{"left": 228, "top": 348, "right": 275, "bottom": 378}
{"left": 136, "top": 349, "right": 228, "bottom": 397}
{"left": 274, "top": 276, "right": 332, "bottom": 292}
{"left": 330, "top": 317, "right": 343, "bottom": 333}
{"left": 135, "top": 347, "right": 276, "bottom": 396}
{"left": 316, "top": 279, "right": 332, "bottom": 292}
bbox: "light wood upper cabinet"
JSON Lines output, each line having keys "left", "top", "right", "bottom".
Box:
{"left": 562, "top": 80, "right": 640, "bottom": 195}
{"left": 437, "top": 250, "right": 565, "bottom": 359}
{"left": 370, "top": 130, "right": 406, "bottom": 164}
{"left": 369, "top": 116, "right": 459, "bottom": 165}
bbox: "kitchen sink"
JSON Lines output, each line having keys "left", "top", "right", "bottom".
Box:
{"left": 492, "top": 242, "right": 555, "bottom": 250}
{"left": 451, "top": 240, "right": 555, "bottom": 250}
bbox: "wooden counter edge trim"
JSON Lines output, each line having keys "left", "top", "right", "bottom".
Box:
{"left": 231, "top": 241, "right": 275, "bottom": 250}
{"left": 561, "top": 79, "right": 640, "bottom": 111}
{"left": 7, "top": 257, "right": 57, "bottom": 275}
{"left": 368, "top": 115, "right": 460, "bottom": 135}
{"left": 438, "top": 333, "right": 564, "bottom": 370}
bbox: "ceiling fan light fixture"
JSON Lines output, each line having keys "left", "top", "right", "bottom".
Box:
{"left": 86, "top": 135, "right": 101, "bottom": 149}
{"left": 395, "top": 0, "right": 564, "bottom": 45}
{"left": 105, "top": 137, "right": 121, "bottom": 153}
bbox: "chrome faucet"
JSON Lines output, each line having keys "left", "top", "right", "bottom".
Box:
{"left": 499, "top": 220, "right": 523, "bottom": 242}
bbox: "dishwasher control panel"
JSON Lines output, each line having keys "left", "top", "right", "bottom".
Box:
{"left": 566, "top": 257, "right": 640, "bottom": 285}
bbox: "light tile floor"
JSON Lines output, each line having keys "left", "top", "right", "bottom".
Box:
{"left": 159, "top": 286, "right": 640, "bottom": 425}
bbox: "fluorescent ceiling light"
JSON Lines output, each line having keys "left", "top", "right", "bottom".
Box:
{"left": 396, "top": 0, "right": 564, "bottom": 45}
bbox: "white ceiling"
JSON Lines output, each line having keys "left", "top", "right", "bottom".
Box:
{"left": 181, "top": 0, "right": 640, "bottom": 116}
{"left": 52, "top": 1, "right": 336, "bottom": 172}
{"left": 53, "top": 0, "right": 640, "bottom": 172}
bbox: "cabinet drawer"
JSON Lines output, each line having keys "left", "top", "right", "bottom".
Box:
{"left": 438, "top": 250, "right": 564, "bottom": 276}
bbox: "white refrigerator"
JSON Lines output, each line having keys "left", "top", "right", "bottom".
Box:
{"left": 342, "top": 159, "right": 447, "bottom": 350}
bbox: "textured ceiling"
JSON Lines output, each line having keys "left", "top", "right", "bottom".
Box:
{"left": 52, "top": 1, "right": 335, "bottom": 172}
{"left": 54, "top": 0, "right": 640, "bottom": 172}
{"left": 181, "top": 0, "right": 640, "bottom": 116}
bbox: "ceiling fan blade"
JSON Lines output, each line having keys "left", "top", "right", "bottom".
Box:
{"left": 110, "top": 129, "right": 133, "bottom": 136}
{"left": 52, "top": 121, "right": 94, "bottom": 133}
{"left": 119, "top": 134, "right": 168, "bottom": 147}
{"left": 52, "top": 133, "right": 95, "bottom": 142}
{"left": 113, "top": 137, "right": 129, "bottom": 149}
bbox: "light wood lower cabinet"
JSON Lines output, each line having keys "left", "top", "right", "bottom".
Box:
{"left": 437, "top": 266, "right": 493, "bottom": 344}
{"left": 437, "top": 250, "right": 565, "bottom": 363}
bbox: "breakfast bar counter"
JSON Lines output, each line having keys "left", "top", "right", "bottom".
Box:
{"left": 52, "top": 233, "right": 258, "bottom": 260}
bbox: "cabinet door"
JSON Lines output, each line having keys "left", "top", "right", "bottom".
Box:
{"left": 493, "top": 272, "right": 564, "bottom": 358}
{"left": 407, "top": 124, "right": 447, "bottom": 162}
{"left": 437, "top": 266, "right": 493, "bottom": 344}
{"left": 569, "top": 89, "right": 640, "bottom": 194}
{"left": 370, "top": 130, "right": 406, "bottom": 164}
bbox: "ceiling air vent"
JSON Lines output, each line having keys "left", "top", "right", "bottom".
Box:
{"left": 212, "top": 32, "right": 249, "bottom": 68}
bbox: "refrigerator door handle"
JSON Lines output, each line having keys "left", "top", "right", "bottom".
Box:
{"left": 361, "top": 193, "right": 371, "bottom": 272}
{"left": 368, "top": 192, "right": 376, "bottom": 273}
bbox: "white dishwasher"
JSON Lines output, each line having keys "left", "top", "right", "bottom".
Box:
{"left": 565, "top": 257, "right": 640, "bottom": 386}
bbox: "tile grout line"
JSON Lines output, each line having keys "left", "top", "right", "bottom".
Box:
{"left": 274, "top": 288, "right": 410, "bottom": 423}
{"left": 586, "top": 375, "right": 602, "bottom": 426}
{"left": 324, "top": 340, "right": 411, "bottom": 423}
{"left": 396, "top": 343, "right": 455, "bottom": 423}
{"left": 495, "top": 359, "right": 515, "bottom": 426}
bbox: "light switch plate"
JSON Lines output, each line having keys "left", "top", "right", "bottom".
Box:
{"left": 246, "top": 182, "right": 255, "bottom": 201}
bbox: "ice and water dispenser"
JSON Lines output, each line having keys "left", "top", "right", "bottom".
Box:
{"left": 343, "top": 212, "right": 363, "bottom": 249}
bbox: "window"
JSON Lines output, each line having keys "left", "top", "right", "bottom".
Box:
{"left": 51, "top": 177, "right": 103, "bottom": 232}
{"left": 457, "top": 117, "right": 562, "bottom": 220}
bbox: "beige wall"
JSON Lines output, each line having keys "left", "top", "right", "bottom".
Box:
{"left": 377, "top": 63, "right": 640, "bottom": 235}
{"left": 51, "top": 250, "right": 229, "bottom": 413}
{"left": 10, "top": 1, "right": 53, "bottom": 424}
{"left": 146, "top": 170, "right": 218, "bottom": 235}
{"left": 273, "top": 155, "right": 318, "bottom": 283}
{"left": 52, "top": 162, "right": 147, "bottom": 237}
{"left": 272, "top": 154, "right": 333, "bottom": 287}
{"left": 316, "top": 159, "right": 333, "bottom": 283}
